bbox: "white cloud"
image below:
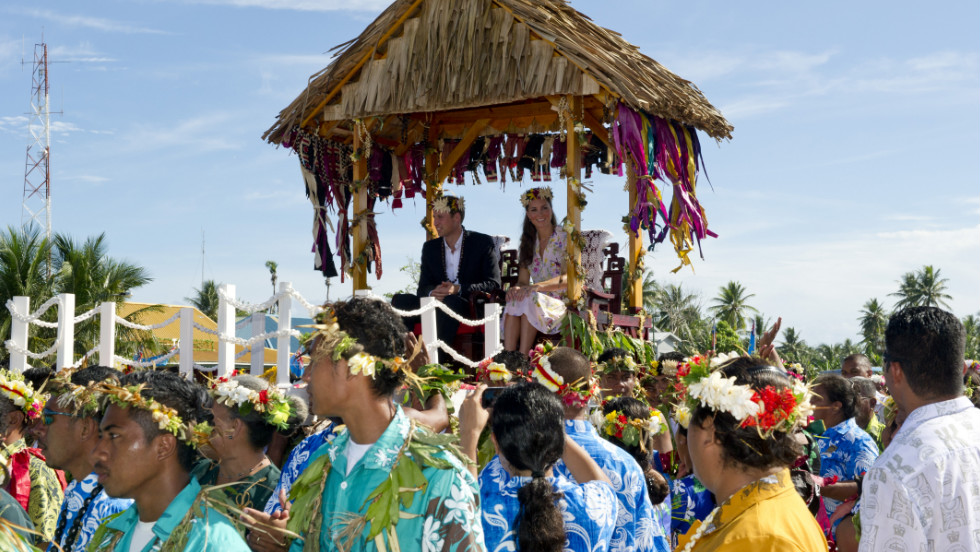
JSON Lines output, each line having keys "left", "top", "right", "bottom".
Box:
{"left": 9, "top": 8, "right": 169, "bottom": 35}
{"left": 63, "top": 175, "right": 110, "bottom": 185}
{"left": 120, "top": 112, "right": 246, "bottom": 153}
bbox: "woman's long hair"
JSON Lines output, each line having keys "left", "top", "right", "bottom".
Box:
{"left": 490, "top": 382, "right": 565, "bottom": 552}
{"left": 517, "top": 197, "right": 558, "bottom": 269}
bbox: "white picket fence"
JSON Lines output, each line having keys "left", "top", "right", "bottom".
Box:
{"left": 4, "top": 282, "right": 502, "bottom": 385}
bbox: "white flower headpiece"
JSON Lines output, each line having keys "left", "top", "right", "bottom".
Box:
{"left": 520, "top": 187, "right": 553, "bottom": 207}
{"left": 432, "top": 195, "right": 464, "bottom": 215}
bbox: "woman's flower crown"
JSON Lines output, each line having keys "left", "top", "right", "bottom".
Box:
{"left": 530, "top": 342, "right": 599, "bottom": 408}
{"left": 601, "top": 408, "right": 666, "bottom": 450}
{"left": 673, "top": 353, "right": 814, "bottom": 436}
{"left": 47, "top": 368, "right": 105, "bottom": 417}
{"left": 95, "top": 382, "right": 212, "bottom": 448}
{"left": 520, "top": 186, "right": 553, "bottom": 207}
{"left": 432, "top": 195, "right": 464, "bottom": 215}
{"left": 475, "top": 358, "right": 517, "bottom": 383}
{"left": 208, "top": 376, "right": 293, "bottom": 430}
{"left": 597, "top": 354, "right": 639, "bottom": 375}
{"left": 306, "top": 307, "right": 416, "bottom": 380}
{"left": 0, "top": 371, "right": 44, "bottom": 421}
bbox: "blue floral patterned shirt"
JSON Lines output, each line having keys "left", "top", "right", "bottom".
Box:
{"left": 669, "top": 474, "right": 714, "bottom": 542}
{"left": 263, "top": 423, "right": 338, "bottom": 514}
{"left": 818, "top": 417, "right": 879, "bottom": 520}
{"left": 479, "top": 462, "right": 618, "bottom": 552}
{"left": 49, "top": 472, "right": 132, "bottom": 552}
{"left": 288, "top": 407, "right": 485, "bottom": 552}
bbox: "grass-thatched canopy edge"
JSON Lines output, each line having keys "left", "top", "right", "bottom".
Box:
{"left": 262, "top": 0, "right": 733, "bottom": 149}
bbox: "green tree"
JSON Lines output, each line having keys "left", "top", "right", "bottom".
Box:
{"left": 708, "top": 281, "right": 757, "bottom": 331}
{"left": 186, "top": 280, "right": 221, "bottom": 322}
{"left": 780, "top": 327, "right": 811, "bottom": 365}
{"left": 265, "top": 260, "right": 278, "bottom": 313}
{"left": 749, "top": 313, "right": 772, "bottom": 342}
{"left": 651, "top": 283, "right": 703, "bottom": 345}
{"left": 712, "top": 320, "right": 744, "bottom": 354}
{"left": 858, "top": 298, "right": 888, "bottom": 363}
{"left": 0, "top": 226, "right": 55, "bottom": 362}
{"left": 52, "top": 233, "right": 159, "bottom": 361}
{"left": 890, "top": 265, "right": 953, "bottom": 310}
{"left": 963, "top": 313, "right": 980, "bottom": 360}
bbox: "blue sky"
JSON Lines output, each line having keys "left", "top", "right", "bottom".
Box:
{"left": 1, "top": 0, "right": 977, "bottom": 347}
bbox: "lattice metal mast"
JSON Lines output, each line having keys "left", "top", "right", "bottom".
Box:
{"left": 22, "top": 41, "right": 52, "bottom": 239}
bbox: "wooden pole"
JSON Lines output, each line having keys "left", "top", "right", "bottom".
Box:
{"left": 424, "top": 123, "right": 440, "bottom": 240}
{"left": 626, "top": 162, "right": 644, "bottom": 312}
{"left": 352, "top": 128, "right": 369, "bottom": 290}
{"left": 565, "top": 96, "right": 582, "bottom": 303}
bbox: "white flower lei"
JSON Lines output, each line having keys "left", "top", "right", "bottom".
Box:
{"left": 687, "top": 371, "right": 761, "bottom": 423}
{"left": 347, "top": 352, "right": 379, "bottom": 377}
{"left": 532, "top": 357, "right": 564, "bottom": 393}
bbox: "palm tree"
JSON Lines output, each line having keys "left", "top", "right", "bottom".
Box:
{"left": 780, "top": 327, "right": 810, "bottom": 365}
{"left": 816, "top": 343, "right": 845, "bottom": 372}
{"left": 858, "top": 298, "right": 888, "bottom": 361}
{"left": 0, "top": 226, "right": 55, "bottom": 363}
{"left": 708, "top": 281, "right": 757, "bottom": 331}
{"left": 619, "top": 265, "right": 661, "bottom": 314}
{"left": 186, "top": 280, "right": 221, "bottom": 322}
{"left": 750, "top": 313, "right": 772, "bottom": 341}
{"left": 653, "top": 283, "right": 703, "bottom": 343}
{"left": 265, "top": 260, "right": 278, "bottom": 314}
{"left": 890, "top": 265, "right": 953, "bottom": 310}
{"left": 52, "top": 233, "right": 159, "bottom": 361}
{"left": 963, "top": 313, "right": 979, "bottom": 360}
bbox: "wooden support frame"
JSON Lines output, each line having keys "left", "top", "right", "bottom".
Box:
{"left": 436, "top": 119, "right": 490, "bottom": 183}
{"left": 565, "top": 95, "right": 583, "bottom": 303}
{"left": 424, "top": 123, "right": 441, "bottom": 240}
{"left": 626, "top": 161, "right": 643, "bottom": 311}
{"left": 352, "top": 129, "right": 369, "bottom": 290}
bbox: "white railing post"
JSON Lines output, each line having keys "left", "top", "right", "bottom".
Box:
{"left": 179, "top": 308, "right": 194, "bottom": 380}
{"left": 276, "top": 282, "right": 292, "bottom": 386}
{"left": 483, "top": 303, "right": 501, "bottom": 360}
{"left": 250, "top": 312, "right": 264, "bottom": 376}
{"left": 99, "top": 302, "right": 116, "bottom": 367}
{"left": 56, "top": 293, "right": 75, "bottom": 370}
{"left": 9, "top": 296, "right": 30, "bottom": 373}
{"left": 419, "top": 296, "right": 439, "bottom": 363}
{"left": 217, "top": 284, "right": 235, "bottom": 377}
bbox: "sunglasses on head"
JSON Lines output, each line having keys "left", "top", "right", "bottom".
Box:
{"left": 42, "top": 408, "right": 81, "bottom": 426}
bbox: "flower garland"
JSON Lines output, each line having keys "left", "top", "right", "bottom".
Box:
{"left": 672, "top": 353, "right": 814, "bottom": 437}
{"left": 47, "top": 368, "right": 104, "bottom": 417}
{"left": 95, "top": 382, "right": 212, "bottom": 448}
{"left": 475, "top": 358, "right": 516, "bottom": 383}
{"left": 596, "top": 353, "right": 638, "bottom": 375}
{"left": 0, "top": 370, "right": 44, "bottom": 421}
{"left": 519, "top": 186, "right": 553, "bottom": 207}
{"left": 529, "top": 342, "right": 599, "bottom": 408}
{"left": 601, "top": 407, "right": 666, "bottom": 450}
{"left": 304, "top": 307, "right": 415, "bottom": 381}
{"left": 208, "top": 376, "right": 293, "bottom": 430}
{"left": 432, "top": 195, "right": 464, "bottom": 215}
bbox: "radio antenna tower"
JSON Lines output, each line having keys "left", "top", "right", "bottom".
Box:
{"left": 22, "top": 40, "right": 54, "bottom": 240}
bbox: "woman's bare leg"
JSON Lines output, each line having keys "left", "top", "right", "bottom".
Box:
{"left": 519, "top": 315, "right": 538, "bottom": 354}
{"left": 504, "top": 314, "right": 521, "bottom": 351}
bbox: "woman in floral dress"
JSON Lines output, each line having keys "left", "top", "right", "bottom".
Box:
{"left": 503, "top": 187, "right": 567, "bottom": 354}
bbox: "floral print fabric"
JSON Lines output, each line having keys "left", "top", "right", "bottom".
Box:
{"left": 817, "top": 417, "right": 878, "bottom": 522}
{"left": 50, "top": 472, "right": 131, "bottom": 552}
{"left": 504, "top": 228, "right": 567, "bottom": 334}
{"left": 479, "top": 467, "right": 618, "bottom": 552}
{"left": 263, "top": 425, "right": 337, "bottom": 514}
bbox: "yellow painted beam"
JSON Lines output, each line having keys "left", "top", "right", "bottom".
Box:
{"left": 626, "top": 162, "right": 643, "bottom": 311}
{"left": 565, "top": 95, "right": 582, "bottom": 303}
{"left": 352, "top": 130, "right": 368, "bottom": 290}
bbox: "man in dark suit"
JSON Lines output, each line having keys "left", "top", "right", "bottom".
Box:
{"left": 392, "top": 195, "right": 500, "bottom": 355}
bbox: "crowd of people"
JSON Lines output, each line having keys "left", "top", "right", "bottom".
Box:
{"left": 0, "top": 289, "right": 977, "bottom": 551}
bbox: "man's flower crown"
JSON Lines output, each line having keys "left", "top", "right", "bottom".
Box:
{"left": 432, "top": 195, "right": 464, "bottom": 215}
{"left": 0, "top": 371, "right": 44, "bottom": 421}
{"left": 601, "top": 408, "right": 666, "bottom": 450}
{"left": 673, "top": 353, "right": 814, "bottom": 436}
{"left": 520, "top": 186, "right": 553, "bottom": 207}
{"left": 47, "top": 368, "right": 105, "bottom": 417}
{"left": 306, "top": 307, "right": 416, "bottom": 380}
{"left": 208, "top": 375, "right": 293, "bottom": 431}
{"left": 530, "top": 342, "right": 599, "bottom": 408}
{"left": 475, "top": 358, "right": 517, "bottom": 383}
{"left": 95, "top": 382, "right": 212, "bottom": 448}
{"left": 597, "top": 354, "right": 638, "bottom": 375}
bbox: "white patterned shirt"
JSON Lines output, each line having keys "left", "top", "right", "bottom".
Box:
{"left": 859, "top": 397, "right": 980, "bottom": 552}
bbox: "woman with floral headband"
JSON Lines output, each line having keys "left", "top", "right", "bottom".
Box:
{"left": 193, "top": 374, "right": 307, "bottom": 512}
{"left": 504, "top": 186, "right": 567, "bottom": 354}
{"left": 675, "top": 357, "right": 826, "bottom": 551}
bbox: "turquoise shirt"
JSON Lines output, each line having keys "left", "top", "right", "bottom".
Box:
{"left": 86, "top": 477, "right": 249, "bottom": 552}
{"left": 290, "top": 406, "right": 485, "bottom": 552}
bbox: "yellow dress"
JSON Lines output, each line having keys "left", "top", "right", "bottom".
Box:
{"left": 676, "top": 468, "right": 826, "bottom": 552}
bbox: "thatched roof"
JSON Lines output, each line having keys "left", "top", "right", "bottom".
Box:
{"left": 263, "top": 0, "right": 732, "bottom": 145}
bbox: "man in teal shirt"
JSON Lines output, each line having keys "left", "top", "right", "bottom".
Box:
{"left": 86, "top": 371, "right": 249, "bottom": 552}
{"left": 242, "top": 298, "right": 485, "bottom": 552}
